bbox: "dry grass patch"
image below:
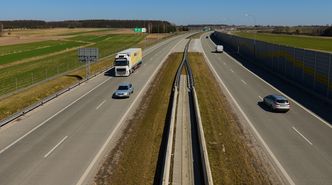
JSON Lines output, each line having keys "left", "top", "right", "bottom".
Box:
{"left": 189, "top": 52, "right": 276, "bottom": 185}
{"left": 94, "top": 53, "right": 182, "bottom": 185}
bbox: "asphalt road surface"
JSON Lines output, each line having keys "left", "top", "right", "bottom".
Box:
{"left": 201, "top": 33, "right": 332, "bottom": 185}
{"left": 0, "top": 33, "right": 190, "bottom": 185}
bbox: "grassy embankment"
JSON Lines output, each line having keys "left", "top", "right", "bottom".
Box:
{"left": 94, "top": 53, "right": 182, "bottom": 185}
{"left": 234, "top": 32, "right": 332, "bottom": 52}
{"left": 189, "top": 52, "right": 275, "bottom": 185}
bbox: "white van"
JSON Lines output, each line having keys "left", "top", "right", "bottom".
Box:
{"left": 215, "top": 45, "right": 224, "bottom": 53}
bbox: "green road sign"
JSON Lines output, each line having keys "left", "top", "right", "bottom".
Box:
{"left": 134, "top": 28, "right": 142, "bottom": 32}
{"left": 134, "top": 27, "right": 147, "bottom": 33}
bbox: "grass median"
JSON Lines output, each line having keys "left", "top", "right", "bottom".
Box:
{"left": 94, "top": 53, "right": 182, "bottom": 185}
{"left": 189, "top": 52, "right": 277, "bottom": 185}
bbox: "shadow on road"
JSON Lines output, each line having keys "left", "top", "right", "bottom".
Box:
{"left": 104, "top": 68, "right": 115, "bottom": 77}
{"left": 210, "top": 34, "right": 332, "bottom": 126}
{"left": 257, "top": 101, "right": 288, "bottom": 113}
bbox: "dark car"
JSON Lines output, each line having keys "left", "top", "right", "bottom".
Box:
{"left": 113, "top": 82, "right": 134, "bottom": 98}
{"left": 263, "top": 94, "right": 290, "bottom": 112}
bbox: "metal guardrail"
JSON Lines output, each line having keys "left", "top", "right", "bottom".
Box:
{"left": 161, "top": 38, "right": 213, "bottom": 185}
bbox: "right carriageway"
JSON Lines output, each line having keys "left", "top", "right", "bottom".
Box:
{"left": 201, "top": 32, "right": 332, "bottom": 185}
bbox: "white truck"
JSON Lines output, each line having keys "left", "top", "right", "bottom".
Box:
{"left": 215, "top": 45, "right": 224, "bottom": 53}
{"left": 114, "top": 48, "right": 143, "bottom": 76}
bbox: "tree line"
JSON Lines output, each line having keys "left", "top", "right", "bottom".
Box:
{"left": 0, "top": 20, "right": 176, "bottom": 33}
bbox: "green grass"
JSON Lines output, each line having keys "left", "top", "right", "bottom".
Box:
{"left": 0, "top": 34, "right": 144, "bottom": 96}
{"left": 0, "top": 40, "right": 84, "bottom": 65}
{"left": 68, "top": 34, "right": 111, "bottom": 42}
{"left": 57, "top": 28, "right": 110, "bottom": 36}
{"left": 234, "top": 32, "right": 332, "bottom": 52}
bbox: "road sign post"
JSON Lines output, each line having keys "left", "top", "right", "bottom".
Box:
{"left": 78, "top": 48, "right": 99, "bottom": 80}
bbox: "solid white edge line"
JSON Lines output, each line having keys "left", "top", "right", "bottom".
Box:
{"left": 75, "top": 35, "right": 186, "bottom": 185}
{"left": 259, "top": 96, "right": 263, "bottom": 101}
{"left": 208, "top": 38, "right": 332, "bottom": 129}
{"left": 96, "top": 100, "right": 106, "bottom": 110}
{"left": 200, "top": 34, "right": 296, "bottom": 185}
{"left": 0, "top": 78, "right": 111, "bottom": 155}
{"left": 44, "top": 136, "right": 68, "bottom": 158}
{"left": 292, "top": 127, "right": 313, "bottom": 146}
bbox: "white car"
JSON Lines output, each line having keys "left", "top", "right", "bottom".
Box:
{"left": 263, "top": 94, "right": 290, "bottom": 112}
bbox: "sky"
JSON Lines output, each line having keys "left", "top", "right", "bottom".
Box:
{"left": 1, "top": 0, "right": 331, "bottom": 26}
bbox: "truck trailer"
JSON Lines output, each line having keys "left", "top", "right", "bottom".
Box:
{"left": 114, "top": 48, "right": 142, "bottom": 76}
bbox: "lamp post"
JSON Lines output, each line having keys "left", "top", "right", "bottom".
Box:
{"left": 245, "top": 13, "right": 257, "bottom": 57}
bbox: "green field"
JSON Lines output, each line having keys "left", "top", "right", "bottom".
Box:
{"left": 0, "top": 40, "right": 85, "bottom": 65}
{"left": 0, "top": 34, "right": 144, "bottom": 96}
{"left": 234, "top": 32, "right": 332, "bottom": 52}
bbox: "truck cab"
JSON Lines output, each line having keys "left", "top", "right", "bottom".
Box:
{"left": 114, "top": 54, "right": 130, "bottom": 76}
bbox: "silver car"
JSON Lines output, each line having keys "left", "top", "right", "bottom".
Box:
{"left": 113, "top": 82, "right": 134, "bottom": 98}
{"left": 263, "top": 94, "right": 290, "bottom": 112}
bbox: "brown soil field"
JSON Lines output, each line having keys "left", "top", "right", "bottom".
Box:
{"left": 0, "top": 28, "right": 133, "bottom": 46}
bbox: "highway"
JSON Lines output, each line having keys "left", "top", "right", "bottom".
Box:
{"left": 0, "top": 33, "right": 190, "bottom": 185}
{"left": 201, "top": 32, "right": 332, "bottom": 185}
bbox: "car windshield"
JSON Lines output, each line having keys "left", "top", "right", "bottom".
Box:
{"left": 115, "top": 59, "right": 128, "bottom": 66}
{"left": 118, "top": 85, "right": 129, "bottom": 90}
{"left": 276, "top": 99, "right": 288, "bottom": 103}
